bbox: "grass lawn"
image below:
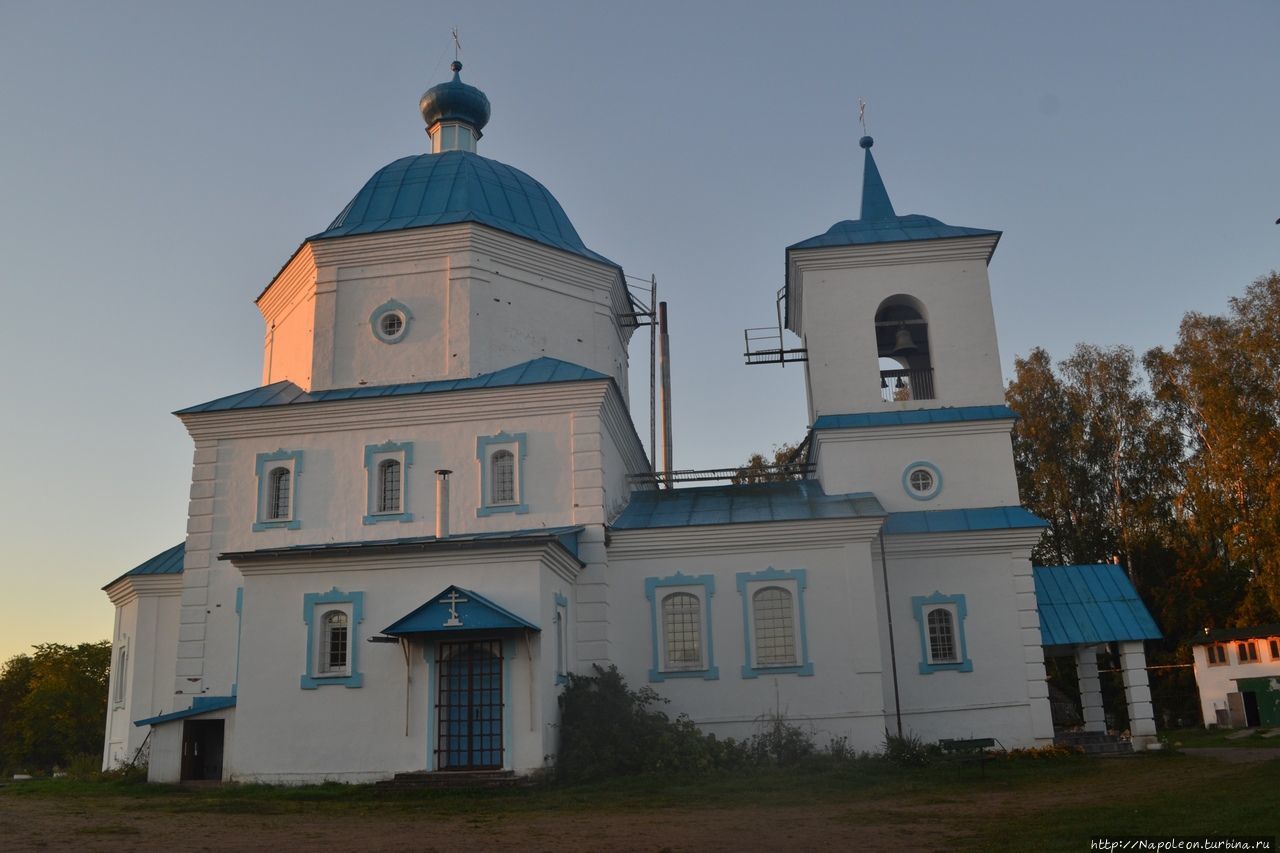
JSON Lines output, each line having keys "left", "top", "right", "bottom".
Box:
{"left": 1, "top": 751, "right": 1275, "bottom": 851}
{"left": 1162, "top": 725, "right": 1280, "bottom": 749}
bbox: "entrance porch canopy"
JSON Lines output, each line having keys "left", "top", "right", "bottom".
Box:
{"left": 1034, "top": 563, "right": 1161, "bottom": 650}
{"left": 379, "top": 585, "right": 540, "bottom": 639}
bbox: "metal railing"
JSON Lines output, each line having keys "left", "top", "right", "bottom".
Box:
{"left": 880, "top": 368, "right": 935, "bottom": 402}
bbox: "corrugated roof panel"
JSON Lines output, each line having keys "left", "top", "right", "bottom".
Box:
{"left": 1033, "top": 564, "right": 1161, "bottom": 646}
{"left": 882, "top": 506, "right": 1047, "bottom": 536}
{"left": 175, "top": 357, "right": 610, "bottom": 415}
{"left": 611, "top": 482, "right": 885, "bottom": 530}
{"left": 310, "top": 151, "right": 617, "bottom": 268}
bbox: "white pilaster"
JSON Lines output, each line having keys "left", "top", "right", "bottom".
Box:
{"left": 1074, "top": 645, "right": 1106, "bottom": 733}
{"left": 1119, "top": 640, "right": 1157, "bottom": 746}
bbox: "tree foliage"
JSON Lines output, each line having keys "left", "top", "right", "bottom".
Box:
{"left": 1007, "top": 272, "right": 1280, "bottom": 633}
{"left": 0, "top": 642, "right": 111, "bottom": 773}
{"left": 731, "top": 441, "right": 804, "bottom": 485}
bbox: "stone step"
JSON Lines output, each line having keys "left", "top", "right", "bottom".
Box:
{"left": 1054, "top": 732, "right": 1134, "bottom": 755}
{"left": 375, "top": 770, "right": 526, "bottom": 790}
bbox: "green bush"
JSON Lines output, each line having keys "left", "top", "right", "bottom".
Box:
{"left": 883, "top": 730, "right": 936, "bottom": 766}
{"left": 556, "top": 665, "right": 749, "bottom": 780}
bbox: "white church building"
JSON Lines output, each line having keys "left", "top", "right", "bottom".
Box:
{"left": 102, "top": 64, "right": 1161, "bottom": 783}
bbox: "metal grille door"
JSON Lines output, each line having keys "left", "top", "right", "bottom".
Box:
{"left": 436, "top": 640, "right": 504, "bottom": 770}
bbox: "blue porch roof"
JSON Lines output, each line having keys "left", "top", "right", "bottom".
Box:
{"left": 220, "top": 526, "right": 583, "bottom": 563}
{"left": 1034, "top": 564, "right": 1162, "bottom": 647}
{"left": 135, "top": 695, "right": 236, "bottom": 728}
{"left": 813, "top": 405, "right": 1016, "bottom": 431}
{"left": 883, "top": 506, "right": 1048, "bottom": 535}
{"left": 612, "top": 481, "right": 885, "bottom": 530}
{"left": 103, "top": 542, "right": 185, "bottom": 590}
{"left": 382, "top": 585, "right": 539, "bottom": 636}
{"left": 176, "top": 357, "right": 609, "bottom": 415}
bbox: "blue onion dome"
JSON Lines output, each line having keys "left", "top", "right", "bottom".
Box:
{"left": 419, "top": 61, "right": 491, "bottom": 136}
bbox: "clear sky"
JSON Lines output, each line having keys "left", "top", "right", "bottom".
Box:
{"left": 1, "top": 1, "right": 1277, "bottom": 663}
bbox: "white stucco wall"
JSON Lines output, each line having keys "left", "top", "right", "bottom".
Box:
{"left": 102, "top": 577, "right": 182, "bottom": 770}
{"left": 1191, "top": 637, "right": 1280, "bottom": 726}
{"left": 813, "top": 424, "right": 1020, "bottom": 512}
{"left": 790, "top": 238, "right": 1004, "bottom": 421}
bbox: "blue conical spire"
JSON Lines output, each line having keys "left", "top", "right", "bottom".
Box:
{"left": 858, "top": 136, "right": 896, "bottom": 221}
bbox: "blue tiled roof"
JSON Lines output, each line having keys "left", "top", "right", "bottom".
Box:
{"left": 789, "top": 214, "right": 1001, "bottom": 252}
{"left": 883, "top": 506, "right": 1048, "bottom": 535}
{"left": 176, "top": 357, "right": 609, "bottom": 415}
{"left": 1034, "top": 564, "right": 1162, "bottom": 647}
{"left": 103, "top": 542, "right": 185, "bottom": 589}
{"left": 813, "top": 406, "right": 1016, "bottom": 431}
{"left": 612, "top": 481, "right": 885, "bottom": 530}
{"left": 220, "top": 526, "right": 584, "bottom": 562}
{"left": 135, "top": 695, "right": 236, "bottom": 728}
{"left": 312, "top": 151, "right": 616, "bottom": 267}
{"left": 382, "top": 585, "right": 539, "bottom": 637}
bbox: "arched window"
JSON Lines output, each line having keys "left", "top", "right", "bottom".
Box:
{"left": 320, "top": 610, "right": 349, "bottom": 674}
{"left": 267, "top": 466, "right": 291, "bottom": 519}
{"left": 113, "top": 646, "right": 128, "bottom": 705}
{"left": 752, "top": 586, "right": 796, "bottom": 666}
{"left": 490, "top": 449, "right": 515, "bottom": 504}
{"left": 661, "top": 592, "right": 702, "bottom": 670}
{"left": 927, "top": 607, "right": 957, "bottom": 663}
{"left": 875, "top": 295, "right": 933, "bottom": 402}
{"left": 377, "top": 459, "right": 401, "bottom": 513}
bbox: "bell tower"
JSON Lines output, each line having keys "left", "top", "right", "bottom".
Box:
{"left": 782, "top": 136, "right": 1020, "bottom": 512}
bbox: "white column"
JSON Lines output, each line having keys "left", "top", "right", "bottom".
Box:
{"left": 1074, "top": 645, "right": 1107, "bottom": 733}
{"left": 1119, "top": 640, "right": 1157, "bottom": 747}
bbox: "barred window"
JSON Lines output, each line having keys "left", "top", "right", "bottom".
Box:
{"left": 267, "top": 467, "right": 291, "bottom": 519}
{"left": 752, "top": 586, "right": 796, "bottom": 666}
{"left": 320, "top": 610, "right": 349, "bottom": 674}
{"left": 490, "top": 450, "right": 515, "bottom": 504}
{"left": 927, "top": 608, "right": 957, "bottom": 663}
{"left": 113, "top": 646, "right": 128, "bottom": 705}
{"left": 662, "top": 592, "right": 702, "bottom": 670}
{"left": 377, "top": 459, "right": 401, "bottom": 513}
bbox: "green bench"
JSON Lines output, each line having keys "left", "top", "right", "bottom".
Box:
{"left": 938, "top": 737, "right": 1005, "bottom": 775}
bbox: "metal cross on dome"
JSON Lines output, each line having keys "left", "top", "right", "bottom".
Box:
{"left": 858, "top": 99, "right": 868, "bottom": 135}
{"left": 440, "top": 589, "right": 468, "bottom": 627}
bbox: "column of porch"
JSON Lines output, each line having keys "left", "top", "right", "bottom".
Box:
{"left": 1119, "top": 640, "right": 1157, "bottom": 748}
{"left": 1074, "top": 645, "right": 1106, "bottom": 733}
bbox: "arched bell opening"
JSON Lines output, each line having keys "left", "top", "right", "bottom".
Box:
{"left": 875, "top": 295, "right": 934, "bottom": 402}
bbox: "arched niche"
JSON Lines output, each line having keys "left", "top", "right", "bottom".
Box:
{"left": 874, "top": 295, "right": 934, "bottom": 401}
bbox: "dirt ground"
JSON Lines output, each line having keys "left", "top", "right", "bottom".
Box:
{"left": 1, "top": 751, "right": 1273, "bottom": 853}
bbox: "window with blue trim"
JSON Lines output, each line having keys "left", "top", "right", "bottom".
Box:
{"left": 254, "top": 449, "right": 303, "bottom": 530}
{"left": 302, "top": 588, "right": 364, "bottom": 688}
{"left": 364, "top": 441, "right": 413, "bottom": 524}
{"left": 645, "top": 573, "right": 718, "bottom": 682}
{"left": 911, "top": 592, "right": 972, "bottom": 674}
{"left": 476, "top": 432, "right": 528, "bottom": 516}
{"left": 736, "top": 568, "right": 814, "bottom": 678}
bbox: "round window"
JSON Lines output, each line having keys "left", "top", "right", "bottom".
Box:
{"left": 380, "top": 312, "right": 404, "bottom": 339}
{"left": 369, "top": 300, "right": 412, "bottom": 344}
{"left": 902, "top": 462, "right": 942, "bottom": 501}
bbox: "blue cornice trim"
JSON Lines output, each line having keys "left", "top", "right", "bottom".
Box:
{"left": 884, "top": 506, "right": 1048, "bottom": 535}
{"left": 644, "top": 572, "right": 719, "bottom": 682}
{"left": 812, "top": 405, "right": 1016, "bottom": 431}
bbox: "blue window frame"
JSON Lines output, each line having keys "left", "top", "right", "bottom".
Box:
{"left": 736, "top": 567, "right": 814, "bottom": 678}
{"left": 911, "top": 591, "right": 973, "bottom": 674}
{"left": 644, "top": 573, "right": 718, "bottom": 682}
{"left": 254, "top": 449, "right": 303, "bottom": 531}
{"left": 364, "top": 441, "right": 414, "bottom": 524}
{"left": 301, "top": 588, "right": 364, "bottom": 689}
{"left": 369, "top": 298, "right": 412, "bottom": 344}
{"left": 476, "top": 432, "right": 529, "bottom": 516}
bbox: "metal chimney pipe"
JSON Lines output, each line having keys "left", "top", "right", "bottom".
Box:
{"left": 434, "top": 469, "right": 452, "bottom": 538}
{"left": 658, "top": 301, "right": 673, "bottom": 488}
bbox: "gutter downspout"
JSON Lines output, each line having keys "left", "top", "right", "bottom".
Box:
{"left": 879, "top": 528, "right": 903, "bottom": 739}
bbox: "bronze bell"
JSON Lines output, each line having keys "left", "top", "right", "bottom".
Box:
{"left": 892, "top": 324, "right": 918, "bottom": 355}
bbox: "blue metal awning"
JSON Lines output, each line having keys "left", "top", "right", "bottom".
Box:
{"left": 1034, "top": 564, "right": 1162, "bottom": 647}
{"left": 382, "top": 585, "right": 539, "bottom": 637}
{"left": 134, "top": 695, "right": 236, "bottom": 728}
